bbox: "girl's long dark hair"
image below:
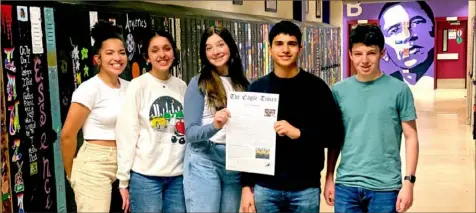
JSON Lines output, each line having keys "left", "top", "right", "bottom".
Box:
{"left": 198, "top": 25, "right": 249, "bottom": 111}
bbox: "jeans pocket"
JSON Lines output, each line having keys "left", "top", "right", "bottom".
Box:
{"left": 85, "top": 154, "right": 108, "bottom": 163}
{"left": 190, "top": 141, "right": 213, "bottom": 154}
{"left": 70, "top": 159, "right": 78, "bottom": 189}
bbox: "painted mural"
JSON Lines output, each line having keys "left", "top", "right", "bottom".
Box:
{"left": 344, "top": 0, "right": 469, "bottom": 90}
{"left": 378, "top": 1, "right": 435, "bottom": 88}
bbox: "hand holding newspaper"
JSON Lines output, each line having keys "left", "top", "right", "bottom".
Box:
{"left": 225, "top": 91, "right": 279, "bottom": 175}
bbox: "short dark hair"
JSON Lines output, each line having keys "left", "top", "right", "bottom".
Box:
{"left": 141, "top": 29, "right": 180, "bottom": 67}
{"left": 268, "top": 21, "right": 302, "bottom": 46}
{"left": 90, "top": 20, "right": 124, "bottom": 55}
{"left": 349, "top": 24, "right": 385, "bottom": 51}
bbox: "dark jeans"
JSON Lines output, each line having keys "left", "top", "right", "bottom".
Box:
{"left": 334, "top": 183, "right": 399, "bottom": 213}
{"left": 254, "top": 184, "right": 320, "bottom": 213}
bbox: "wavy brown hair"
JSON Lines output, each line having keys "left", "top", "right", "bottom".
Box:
{"left": 198, "top": 25, "right": 249, "bottom": 111}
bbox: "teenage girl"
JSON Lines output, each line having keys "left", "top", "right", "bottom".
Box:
{"left": 183, "top": 25, "right": 250, "bottom": 212}
{"left": 61, "top": 20, "right": 129, "bottom": 212}
{"left": 115, "top": 29, "right": 187, "bottom": 213}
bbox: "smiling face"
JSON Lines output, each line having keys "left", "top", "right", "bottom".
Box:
{"left": 350, "top": 43, "right": 384, "bottom": 78}
{"left": 95, "top": 38, "right": 127, "bottom": 76}
{"left": 269, "top": 33, "right": 301, "bottom": 68}
{"left": 147, "top": 35, "right": 175, "bottom": 73}
{"left": 205, "top": 33, "right": 230, "bottom": 70}
{"left": 379, "top": 2, "right": 434, "bottom": 69}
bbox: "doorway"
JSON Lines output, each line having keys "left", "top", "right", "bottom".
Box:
{"left": 435, "top": 18, "right": 468, "bottom": 89}
{"left": 347, "top": 20, "right": 379, "bottom": 77}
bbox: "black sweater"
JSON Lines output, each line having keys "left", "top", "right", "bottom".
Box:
{"left": 241, "top": 69, "right": 344, "bottom": 191}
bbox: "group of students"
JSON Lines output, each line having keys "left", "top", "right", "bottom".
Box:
{"left": 60, "top": 19, "right": 419, "bottom": 213}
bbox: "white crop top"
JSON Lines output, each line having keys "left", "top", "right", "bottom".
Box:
{"left": 71, "top": 75, "right": 129, "bottom": 140}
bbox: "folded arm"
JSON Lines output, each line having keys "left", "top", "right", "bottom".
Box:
{"left": 184, "top": 76, "right": 220, "bottom": 143}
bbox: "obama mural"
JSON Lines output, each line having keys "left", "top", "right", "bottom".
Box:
{"left": 378, "top": 1, "right": 435, "bottom": 88}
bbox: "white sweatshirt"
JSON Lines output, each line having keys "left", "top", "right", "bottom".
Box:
{"left": 116, "top": 73, "right": 187, "bottom": 189}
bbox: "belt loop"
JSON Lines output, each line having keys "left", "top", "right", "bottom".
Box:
{"left": 83, "top": 141, "right": 88, "bottom": 152}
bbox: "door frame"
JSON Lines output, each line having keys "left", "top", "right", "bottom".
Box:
{"left": 434, "top": 17, "right": 468, "bottom": 89}
{"left": 346, "top": 20, "right": 379, "bottom": 78}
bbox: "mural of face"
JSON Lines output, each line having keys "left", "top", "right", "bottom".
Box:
{"left": 379, "top": 1, "right": 434, "bottom": 69}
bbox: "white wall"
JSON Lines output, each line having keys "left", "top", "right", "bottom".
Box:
{"left": 147, "top": 0, "right": 293, "bottom": 20}
{"left": 330, "top": 0, "right": 344, "bottom": 80}
{"left": 468, "top": 0, "right": 475, "bottom": 125}
{"left": 305, "top": 0, "right": 323, "bottom": 23}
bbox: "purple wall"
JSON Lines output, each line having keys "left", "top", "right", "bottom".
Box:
{"left": 342, "top": 0, "right": 468, "bottom": 86}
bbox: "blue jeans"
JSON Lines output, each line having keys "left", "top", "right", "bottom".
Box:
{"left": 254, "top": 184, "right": 321, "bottom": 213}
{"left": 129, "top": 171, "right": 186, "bottom": 213}
{"left": 184, "top": 141, "right": 241, "bottom": 212}
{"left": 334, "top": 183, "right": 399, "bottom": 213}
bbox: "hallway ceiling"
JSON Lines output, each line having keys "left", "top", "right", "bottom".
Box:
{"left": 342, "top": 0, "right": 436, "bottom": 3}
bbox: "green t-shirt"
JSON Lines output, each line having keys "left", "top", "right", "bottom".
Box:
{"left": 331, "top": 74, "right": 417, "bottom": 191}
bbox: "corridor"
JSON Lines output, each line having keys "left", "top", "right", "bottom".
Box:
{"left": 320, "top": 89, "right": 476, "bottom": 212}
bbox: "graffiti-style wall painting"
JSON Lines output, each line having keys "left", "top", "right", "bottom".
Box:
{"left": 344, "top": 0, "right": 469, "bottom": 90}
{"left": 378, "top": 1, "right": 435, "bottom": 88}
{"left": 1, "top": 4, "right": 58, "bottom": 213}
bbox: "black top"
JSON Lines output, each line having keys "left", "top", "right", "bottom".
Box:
{"left": 241, "top": 69, "right": 344, "bottom": 191}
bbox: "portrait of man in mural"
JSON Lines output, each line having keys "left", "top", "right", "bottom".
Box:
{"left": 378, "top": 1, "right": 435, "bottom": 87}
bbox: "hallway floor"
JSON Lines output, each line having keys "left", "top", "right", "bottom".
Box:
{"left": 319, "top": 89, "right": 476, "bottom": 212}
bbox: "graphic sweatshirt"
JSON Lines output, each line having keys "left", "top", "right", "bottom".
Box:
{"left": 116, "top": 73, "right": 187, "bottom": 189}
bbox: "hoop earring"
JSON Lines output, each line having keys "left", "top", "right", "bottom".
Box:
{"left": 146, "top": 61, "right": 152, "bottom": 71}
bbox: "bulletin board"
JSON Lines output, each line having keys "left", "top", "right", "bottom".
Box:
{"left": 1, "top": 4, "right": 59, "bottom": 213}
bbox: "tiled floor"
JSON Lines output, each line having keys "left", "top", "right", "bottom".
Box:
{"left": 319, "top": 89, "right": 476, "bottom": 212}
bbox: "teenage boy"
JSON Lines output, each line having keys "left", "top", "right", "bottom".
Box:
{"left": 239, "top": 20, "right": 344, "bottom": 213}
{"left": 325, "top": 24, "right": 419, "bottom": 213}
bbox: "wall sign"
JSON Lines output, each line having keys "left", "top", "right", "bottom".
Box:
{"left": 316, "top": 0, "right": 322, "bottom": 18}
{"left": 346, "top": 3, "right": 362, "bottom": 17}
{"left": 448, "top": 29, "right": 457, "bottom": 39}
{"left": 265, "top": 0, "right": 277, "bottom": 12}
